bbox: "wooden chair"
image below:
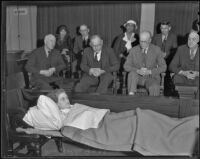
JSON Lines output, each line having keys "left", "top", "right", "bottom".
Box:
{"left": 170, "top": 73, "right": 198, "bottom": 99}
{"left": 121, "top": 71, "right": 165, "bottom": 96}
{"left": 6, "top": 73, "right": 63, "bottom": 157}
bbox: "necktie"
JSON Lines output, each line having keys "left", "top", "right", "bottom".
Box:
{"left": 94, "top": 52, "right": 99, "bottom": 61}
{"left": 190, "top": 49, "right": 196, "bottom": 60}
{"left": 141, "top": 49, "right": 147, "bottom": 67}
{"left": 82, "top": 38, "right": 87, "bottom": 48}
{"left": 161, "top": 36, "right": 167, "bottom": 52}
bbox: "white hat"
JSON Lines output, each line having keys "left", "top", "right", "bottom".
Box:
{"left": 124, "top": 20, "right": 137, "bottom": 29}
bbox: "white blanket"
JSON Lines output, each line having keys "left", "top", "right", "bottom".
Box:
{"left": 63, "top": 103, "right": 110, "bottom": 130}
{"left": 23, "top": 95, "right": 109, "bottom": 130}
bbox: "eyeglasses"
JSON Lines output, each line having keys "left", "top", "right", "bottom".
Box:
{"left": 140, "top": 40, "right": 149, "bottom": 44}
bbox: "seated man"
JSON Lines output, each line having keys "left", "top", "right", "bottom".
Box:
{"left": 25, "top": 34, "right": 66, "bottom": 90}
{"left": 75, "top": 35, "right": 120, "bottom": 94}
{"left": 169, "top": 31, "right": 199, "bottom": 86}
{"left": 152, "top": 21, "right": 177, "bottom": 66}
{"left": 124, "top": 31, "right": 167, "bottom": 96}
{"left": 73, "top": 24, "right": 91, "bottom": 76}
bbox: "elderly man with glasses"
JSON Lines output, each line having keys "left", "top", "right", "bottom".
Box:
{"left": 124, "top": 31, "right": 167, "bottom": 96}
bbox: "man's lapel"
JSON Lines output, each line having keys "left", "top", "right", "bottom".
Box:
{"left": 195, "top": 47, "right": 199, "bottom": 68}
{"left": 101, "top": 48, "right": 106, "bottom": 67}
{"left": 145, "top": 45, "right": 154, "bottom": 67}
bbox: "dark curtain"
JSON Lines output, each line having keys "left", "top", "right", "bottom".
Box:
{"left": 37, "top": 2, "right": 141, "bottom": 47}
{"left": 154, "top": 2, "right": 199, "bottom": 45}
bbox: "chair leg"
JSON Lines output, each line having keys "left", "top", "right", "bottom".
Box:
{"left": 54, "top": 137, "right": 63, "bottom": 152}
{"left": 7, "top": 139, "right": 14, "bottom": 157}
{"left": 27, "top": 142, "right": 41, "bottom": 157}
{"left": 13, "top": 142, "right": 26, "bottom": 153}
{"left": 35, "top": 142, "right": 41, "bottom": 156}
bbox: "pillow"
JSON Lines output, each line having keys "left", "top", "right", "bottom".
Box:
{"left": 23, "top": 95, "right": 63, "bottom": 130}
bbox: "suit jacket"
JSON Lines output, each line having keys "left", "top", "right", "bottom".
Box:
{"left": 80, "top": 46, "right": 120, "bottom": 75}
{"left": 169, "top": 45, "right": 199, "bottom": 74}
{"left": 25, "top": 47, "right": 66, "bottom": 81}
{"left": 124, "top": 44, "right": 167, "bottom": 78}
{"left": 113, "top": 33, "right": 139, "bottom": 60}
{"left": 152, "top": 32, "right": 177, "bottom": 58}
{"left": 73, "top": 35, "right": 90, "bottom": 54}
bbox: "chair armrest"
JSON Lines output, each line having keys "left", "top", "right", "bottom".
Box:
{"left": 112, "top": 71, "right": 118, "bottom": 94}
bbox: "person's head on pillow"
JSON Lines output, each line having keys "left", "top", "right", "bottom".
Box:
{"left": 47, "top": 89, "right": 71, "bottom": 110}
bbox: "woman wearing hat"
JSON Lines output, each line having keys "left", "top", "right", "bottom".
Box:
{"left": 113, "top": 20, "right": 139, "bottom": 73}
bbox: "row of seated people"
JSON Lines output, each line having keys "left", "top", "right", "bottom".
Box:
{"left": 24, "top": 19, "right": 199, "bottom": 97}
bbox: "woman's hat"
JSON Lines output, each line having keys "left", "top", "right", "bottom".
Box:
{"left": 123, "top": 20, "right": 137, "bottom": 29}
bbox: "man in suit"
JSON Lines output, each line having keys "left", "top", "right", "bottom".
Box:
{"left": 124, "top": 31, "right": 167, "bottom": 96}
{"left": 169, "top": 31, "right": 199, "bottom": 86}
{"left": 75, "top": 35, "right": 120, "bottom": 94}
{"left": 152, "top": 21, "right": 177, "bottom": 65}
{"left": 73, "top": 24, "right": 90, "bottom": 76}
{"left": 25, "top": 34, "right": 66, "bottom": 90}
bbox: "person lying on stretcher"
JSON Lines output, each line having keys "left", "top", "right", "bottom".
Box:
{"left": 15, "top": 88, "right": 109, "bottom": 131}
{"left": 16, "top": 88, "right": 199, "bottom": 156}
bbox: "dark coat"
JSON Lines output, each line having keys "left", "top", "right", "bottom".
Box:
{"left": 80, "top": 46, "right": 120, "bottom": 75}
{"left": 25, "top": 47, "right": 66, "bottom": 82}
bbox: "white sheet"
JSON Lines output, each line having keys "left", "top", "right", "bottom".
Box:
{"left": 23, "top": 95, "right": 109, "bottom": 130}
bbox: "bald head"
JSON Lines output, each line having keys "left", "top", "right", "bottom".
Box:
{"left": 188, "top": 31, "right": 199, "bottom": 49}
{"left": 90, "top": 35, "right": 103, "bottom": 52}
{"left": 139, "top": 31, "right": 152, "bottom": 49}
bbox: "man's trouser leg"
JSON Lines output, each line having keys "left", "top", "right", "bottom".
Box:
{"left": 128, "top": 71, "right": 139, "bottom": 93}
{"left": 145, "top": 77, "right": 160, "bottom": 96}
{"left": 33, "top": 79, "right": 53, "bottom": 90}
{"left": 96, "top": 72, "right": 113, "bottom": 94}
{"left": 75, "top": 75, "right": 98, "bottom": 92}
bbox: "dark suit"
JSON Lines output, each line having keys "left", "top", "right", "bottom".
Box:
{"left": 124, "top": 44, "right": 167, "bottom": 96}
{"left": 152, "top": 32, "right": 177, "bottom": 65}
{"left": 169, "top": 45, "right": 199, "bottom": 86}
{"left": 73, "top": 36, "right": 90, "bottom": 72}
{"left": 25, "top": 47, "right": 66, "bottom": 89}
{"left": 73, "top": 36, "right": 90, "bottom": 54}
{"left": 75, "top": 46, "right": 120, "bottom": 93}
{"left": 113, "top": 33, "right": 139, "bottom": 72}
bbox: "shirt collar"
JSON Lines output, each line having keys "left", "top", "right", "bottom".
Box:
{"left": 44, "top": 47, "right": 51, "bottom": 57}
{"left": 123, "top": 32, "right": 135, "bottom": 42}
{"left": 83, "top": 35, "right": 89, "bottom": 41}
{"left": 190, "top": 47, "right": 198, "bottom": 55}
{"left": 141, "top": 47, "right": 149, "bottom": 54}
{"left": 162, "top": 34, "right": 168, "bottom": 41}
